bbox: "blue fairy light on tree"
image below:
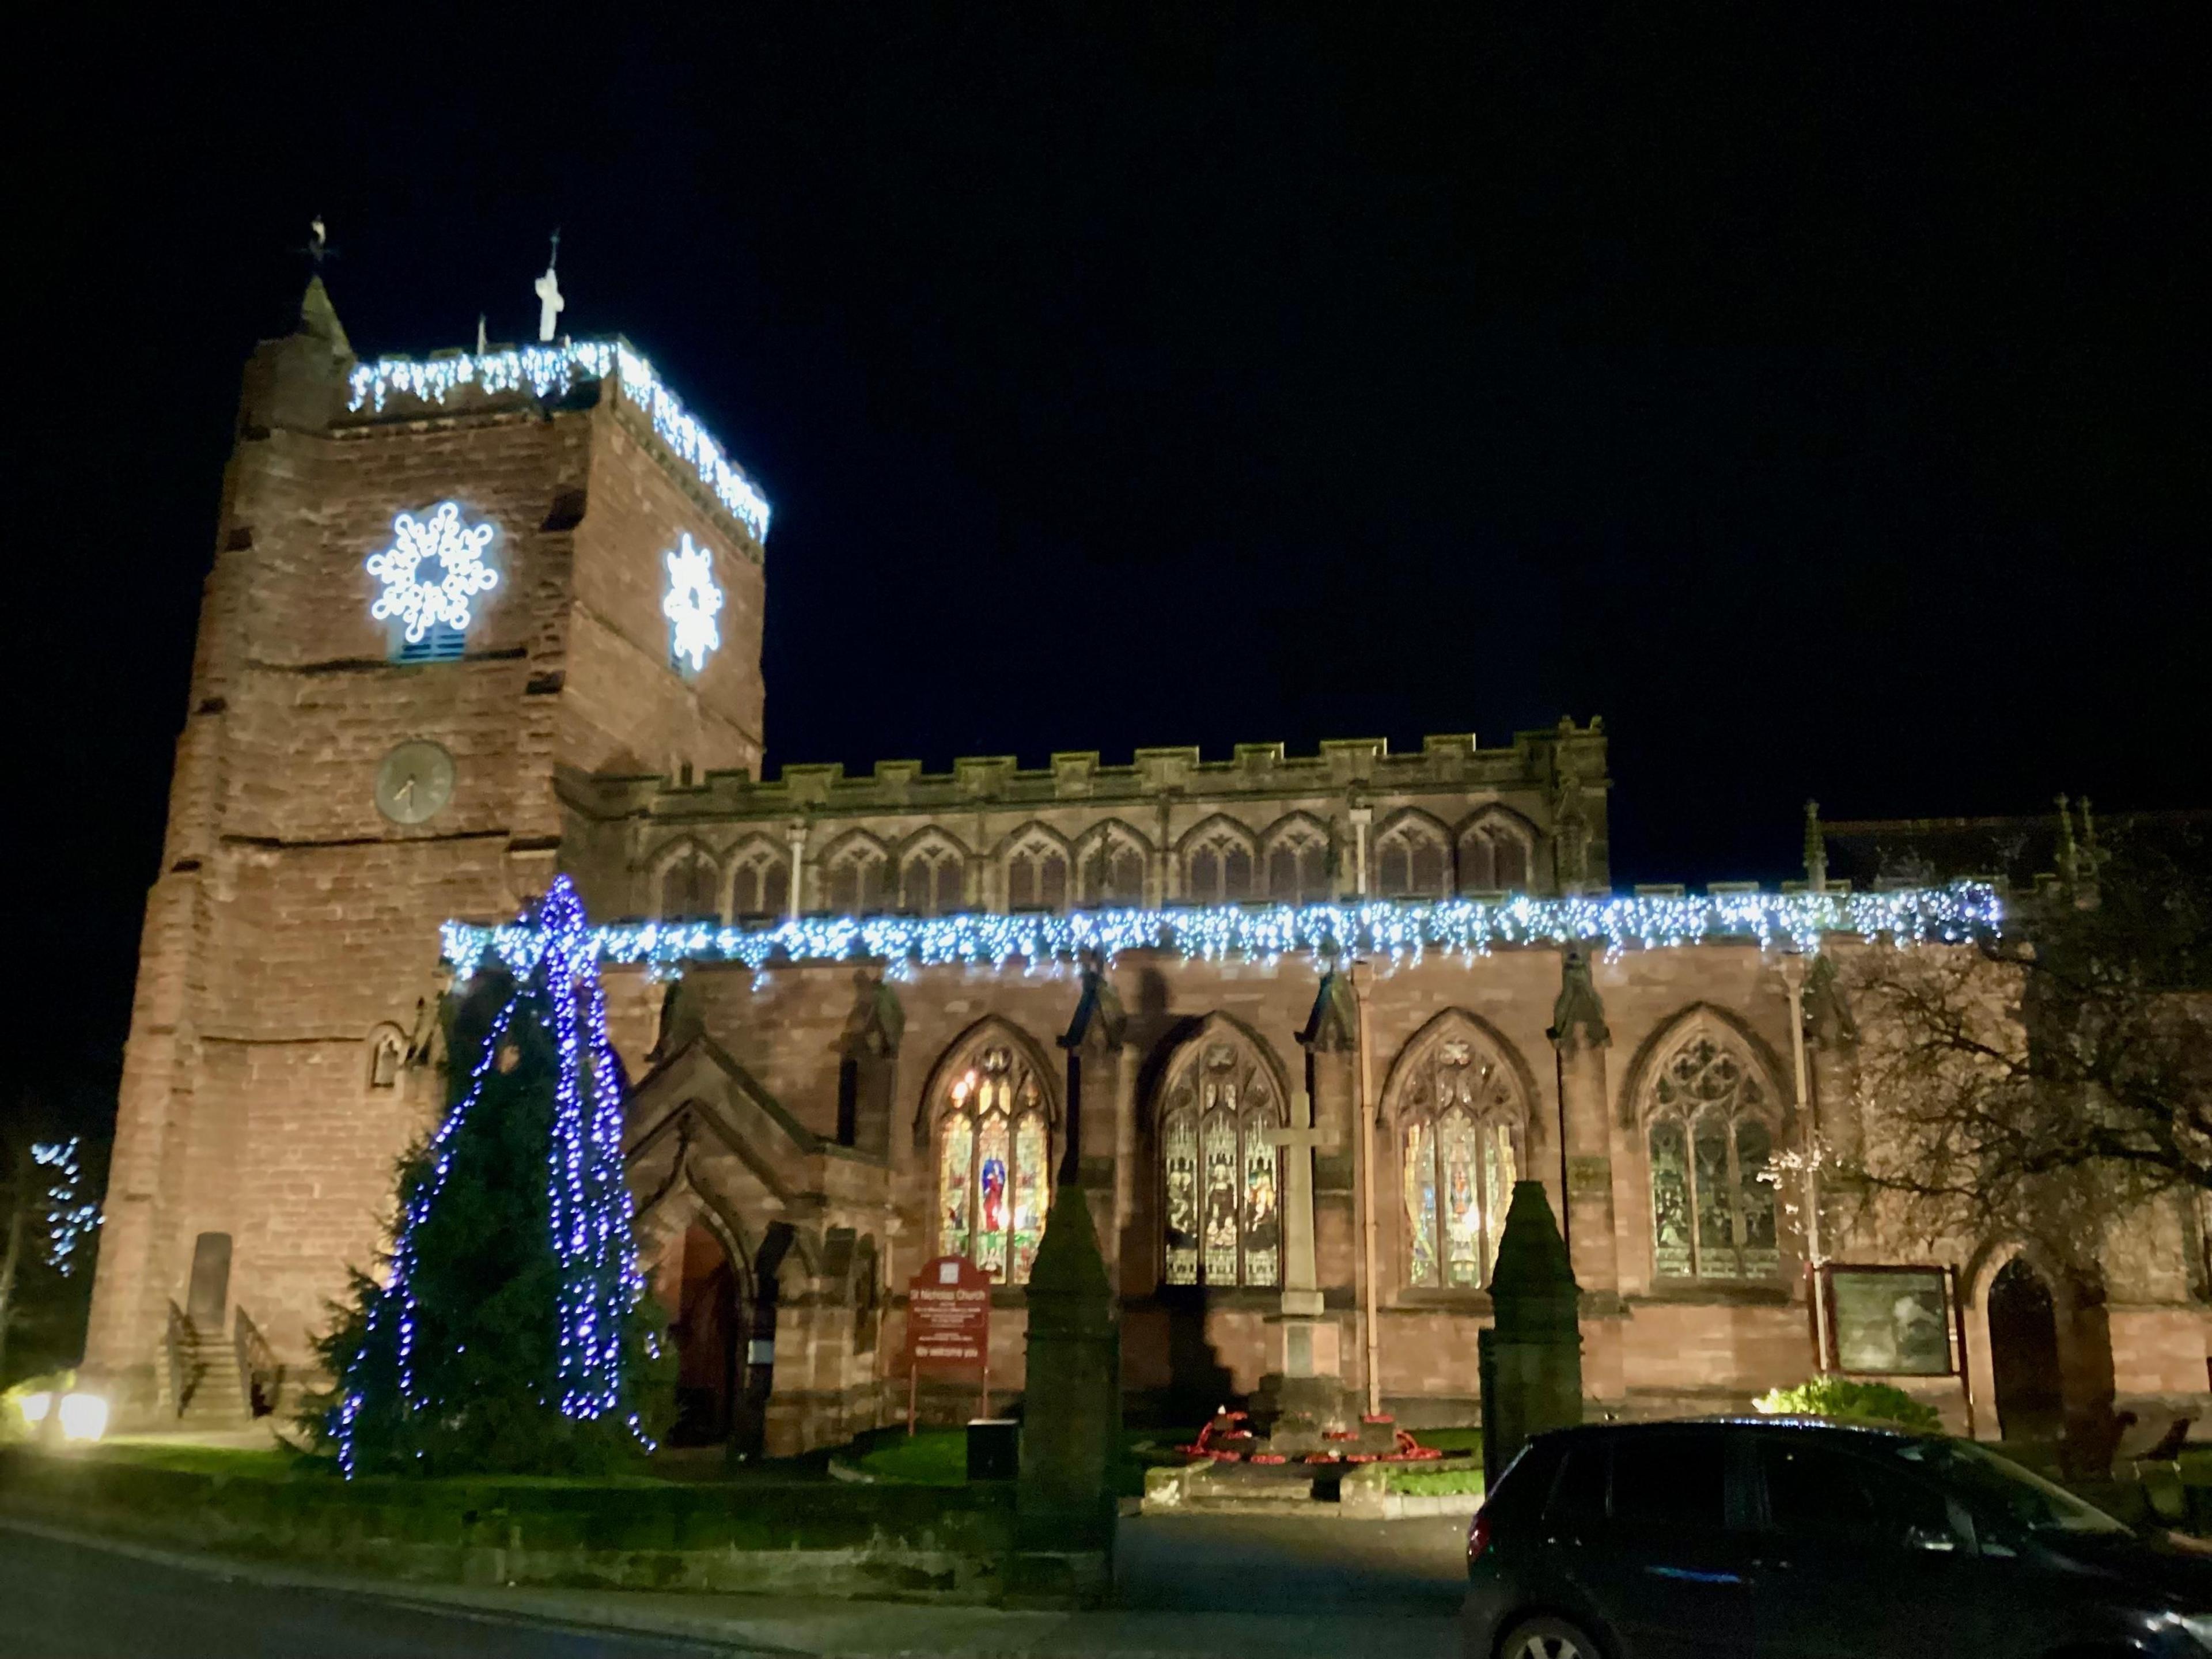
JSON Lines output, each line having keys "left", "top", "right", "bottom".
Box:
{"left": 312, "top": 877, "right": 668, "bottom": 1476}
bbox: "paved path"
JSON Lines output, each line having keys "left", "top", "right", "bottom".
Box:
{"left": 0, "top": 1522, "right": 734, "bottom": 1658}
{"left": 0, "top": 1514, "right": 1468, "bottom": 1658}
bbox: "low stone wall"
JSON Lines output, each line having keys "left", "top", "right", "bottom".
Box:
{"left": 0, "top": 1451, "right": 1014, "bottom": 1603}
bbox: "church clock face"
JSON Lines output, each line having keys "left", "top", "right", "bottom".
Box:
{"left": 374, "top": 740, "right": 456, "bottom": 825}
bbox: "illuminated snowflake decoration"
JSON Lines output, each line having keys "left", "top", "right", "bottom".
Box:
{"left": 661, "top": 534, "right": 724, "bottom": 673}
{"left": 366, "top": 502, "right": 499, "bottom": 644}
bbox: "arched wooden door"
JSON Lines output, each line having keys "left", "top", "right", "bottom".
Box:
{"left": 1988, "top": 1256, "right": 2065, "bottom": 1442}
{"left": 669, "top": 1224, "right": 744, "bottom": 1446}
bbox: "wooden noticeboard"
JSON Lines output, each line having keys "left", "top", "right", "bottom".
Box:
{"left": 906, "top": 1254, "right": 993, "bottom": 1433}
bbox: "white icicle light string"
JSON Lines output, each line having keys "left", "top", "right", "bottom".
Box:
{"left": 347, "top": 341, "right": 772, "bottom": 543}
{"left": 440, "top": 883, "right": 2004, "bottom": 983}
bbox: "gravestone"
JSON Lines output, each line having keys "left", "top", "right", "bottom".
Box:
{"left": 1014, "top": 1183, "right": 1120, "bottom": 1601}
{"left": 1480, "top": 1181, "right": 1582, "bottom": 1487}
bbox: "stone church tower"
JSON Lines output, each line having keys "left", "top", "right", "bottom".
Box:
{"left": 85, "top": 282, "right": 771, "bottom": 1399}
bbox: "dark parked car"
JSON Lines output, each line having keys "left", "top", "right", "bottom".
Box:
{"left": 1463, "top": 1418, "right": 2212, "bottom": 1658}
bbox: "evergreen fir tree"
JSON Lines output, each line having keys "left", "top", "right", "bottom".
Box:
{"left": 309, "top": 878, "right": 668, "bottom": 1476}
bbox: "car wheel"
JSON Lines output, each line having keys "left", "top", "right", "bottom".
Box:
{"left": 1498, "top": 1615, "right": 1605, "bottom": 1659}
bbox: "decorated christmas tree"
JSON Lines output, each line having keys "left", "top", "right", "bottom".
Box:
{"left": 311, "top": 878, "right": 666, "bottom": 1476}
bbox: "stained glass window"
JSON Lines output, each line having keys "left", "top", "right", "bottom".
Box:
{"left": 1241, "top": 1107, "right": 1281, "bottom": 1287}
{"left": 1011, "top": 1114, "right": 1048, "bottom": 1281}
{"left": 1164, "top": 1101, "right": 1200, "bottom": 1285}
{"left": 934, "top": 1043, "right": 1054, "bottom": 1284}
{"left": 1157, "top": 1035, "right": 1285, "bottom": 1287}
{"left": 975, "top": 1111, "right": 1012, "bottom": 1278}
{"left": 1649, "top": 1119, "right": 1691, "bottom": 1277}
{"left": 1202, "top": 1110, "right": 1240, "bottom": 1282}
{"left": 938, "top": 1113, "right": 974, "bottom": 1262}
{"left": 1394, "top": 1024, "right": 1526, "bottom": 1290}
{"left": 1440, "top": 1109, "right": 1482, "bottom": 1287}
{"left": 1404, "top": 1119, "right": 1439, "bottom": 1287}
{"left": 1645, "top": 1031, "right": 1781, "bottom": 1281}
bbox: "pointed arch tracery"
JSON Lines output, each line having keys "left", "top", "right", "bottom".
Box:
{"left": 926, "top": 1020, "right": 1058, "bottom": 1283}
{"left": 896, "top": 827, "right": 969, "bottom": 916}
{"left": 1635, "top": 1010, "right": 1783, "bottom": 1282}
{"left": 1178, "top": 814, "right": 1260, "bottom": 904}
{"left": 653, "top": 838, "right": 722, "bottom": 921}
{"left": 1455, "top": 807, "right": 1535, "bottom": 895}
{"left": 724, "top": 835, "right": 790, "bottom": 919}
{"left": 821, "top": 830, "right": 891, "bottom": 915}
{"left": 1260, "top": 812, "right": 1332, "bottom": 904}
{"left": 1154, "top": 1018, "right": 1289, "bottom": 1287}
{"left": 1374, "top": 808, "right": 1450, "bottom": 899}
{"left": 1074, "top": 819, "right": 1150, "bottom": 907}
{"left": 1002, "top": 823, "right": 1071, "bottom": 911}
{"left": 1382, "top": 1012, "right": 1532, "bottom": 1289}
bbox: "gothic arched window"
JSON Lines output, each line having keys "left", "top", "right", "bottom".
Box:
{"left": 1646, "top": 1030, "right": 1780, "bottom": 1280}
{"left": 934, "top": 1043, "right": 1053, "bottom": 1283}
{"left": 1183, "top": 820, "right": 1257, "bottom": 904}
{"left": 1376, "top": 816, "right": 1449, "bottom": 899}
{"left": 1075, "top": 823, "right": 1149, "bottom": 907}
{"left": 1263, "top": 818, "right": 1331, "bottom": 904}
{"left": 1005, "top": 830, "right": 1069, "bottom": 911}
{"left": 1159, "top": 1031, "right": 1284, "bottom": 1287}
{"left": 1394, "top": 1022, "right": 1527, "bottom": 1289}
{"left": 1456, "top": 817, "right": 1532, "bottom": 895}
{"left": 728, "top": 839, "right": 790, "bottom": 918}
{"left": 824, "top": 836, "right": 889, "bottom": 914}
{"left": 899, "top": 838, "right": 967, "bottom": 915}
{"left": 658, "top": 844, "right": 719, "bottom": 919}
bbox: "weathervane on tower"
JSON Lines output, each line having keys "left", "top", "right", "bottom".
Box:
{"left": 535, "top": 230, "right": 565, "bottom": 343}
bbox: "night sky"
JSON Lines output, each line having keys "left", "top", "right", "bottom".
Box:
{"left": 21, "top": 12, "right": 2206, "bottom": 1115}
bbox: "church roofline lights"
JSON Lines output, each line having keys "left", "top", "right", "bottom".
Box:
{"left": 439, "top": 882, "right": 2003, "bottom": 982}
{"left": 345, "top": 338, "right": 771, "bottom": 543}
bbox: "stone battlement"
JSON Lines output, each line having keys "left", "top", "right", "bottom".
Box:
{"left": 571, "top": 719, "right": 1607, "bottom": 825}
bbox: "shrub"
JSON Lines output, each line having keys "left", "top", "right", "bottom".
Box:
{"left": 1754, "top": 1376, "right": 1943, "bottom": 1434}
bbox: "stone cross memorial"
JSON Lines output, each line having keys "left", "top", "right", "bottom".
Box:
{"left": 1259, "top": 1090, "right": 1348, "bottom": 1445}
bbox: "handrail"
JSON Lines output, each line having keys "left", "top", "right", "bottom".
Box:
{"left": 163, "top": 1299, "right": 197, "bottom": 1417}
{"left": 233, "top": 1304, "right": 282, "bottom": 1418}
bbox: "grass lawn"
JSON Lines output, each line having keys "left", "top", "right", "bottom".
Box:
{"left": 855, "top": 1426, "right": 1194, "bottom": 1496}
{"left": 1388, "top": 1465, "right": 1484, "bottom": 1496}
{"left": 79, "top": 1440, "right": 311, "bottom": 1479}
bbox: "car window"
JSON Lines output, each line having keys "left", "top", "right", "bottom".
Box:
{"left": 1760, "top": 1440, "right": 1956, "bottom": 1551}
{"left": 1612, "top": 1433, "right": 1726, "bottom": 1531}
{"left": 1892, "top": 1440, "right": 2131, "bottom": 1539}
{"left": 1548, "top": 1441, "right": 1608, "bottom": 1527}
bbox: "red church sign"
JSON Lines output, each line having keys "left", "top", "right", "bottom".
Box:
{"left": 906, "top": 1254, "right": 993, "bottom": 1431}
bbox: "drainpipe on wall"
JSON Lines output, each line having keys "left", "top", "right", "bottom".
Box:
{"left": 1352, "top": 958, "right": 1382, "bottom": 1416}
{"left": 785, "top": 818, "right": 808, "bottom": 923}
{"left": 1781, "top": 954, "right": 1827, "bottom": 1373}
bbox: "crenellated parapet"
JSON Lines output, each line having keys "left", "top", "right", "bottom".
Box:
{"left": 559, "top": 721, "right": 1613, "bottom": 922}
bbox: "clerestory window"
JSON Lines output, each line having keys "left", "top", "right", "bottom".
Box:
{"left": 659, "top": 845, "right": 719, "bottom": 919}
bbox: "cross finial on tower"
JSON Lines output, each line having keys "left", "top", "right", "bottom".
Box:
{"left": 534, "top": 230, "right": 565, "bottom": 344}
{"left": 308, "top": 217, "right": 328, "bottom": 265}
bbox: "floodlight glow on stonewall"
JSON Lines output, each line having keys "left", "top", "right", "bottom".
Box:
{"left": 439, "top": 882, "right": 2003, "bottom": 983}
